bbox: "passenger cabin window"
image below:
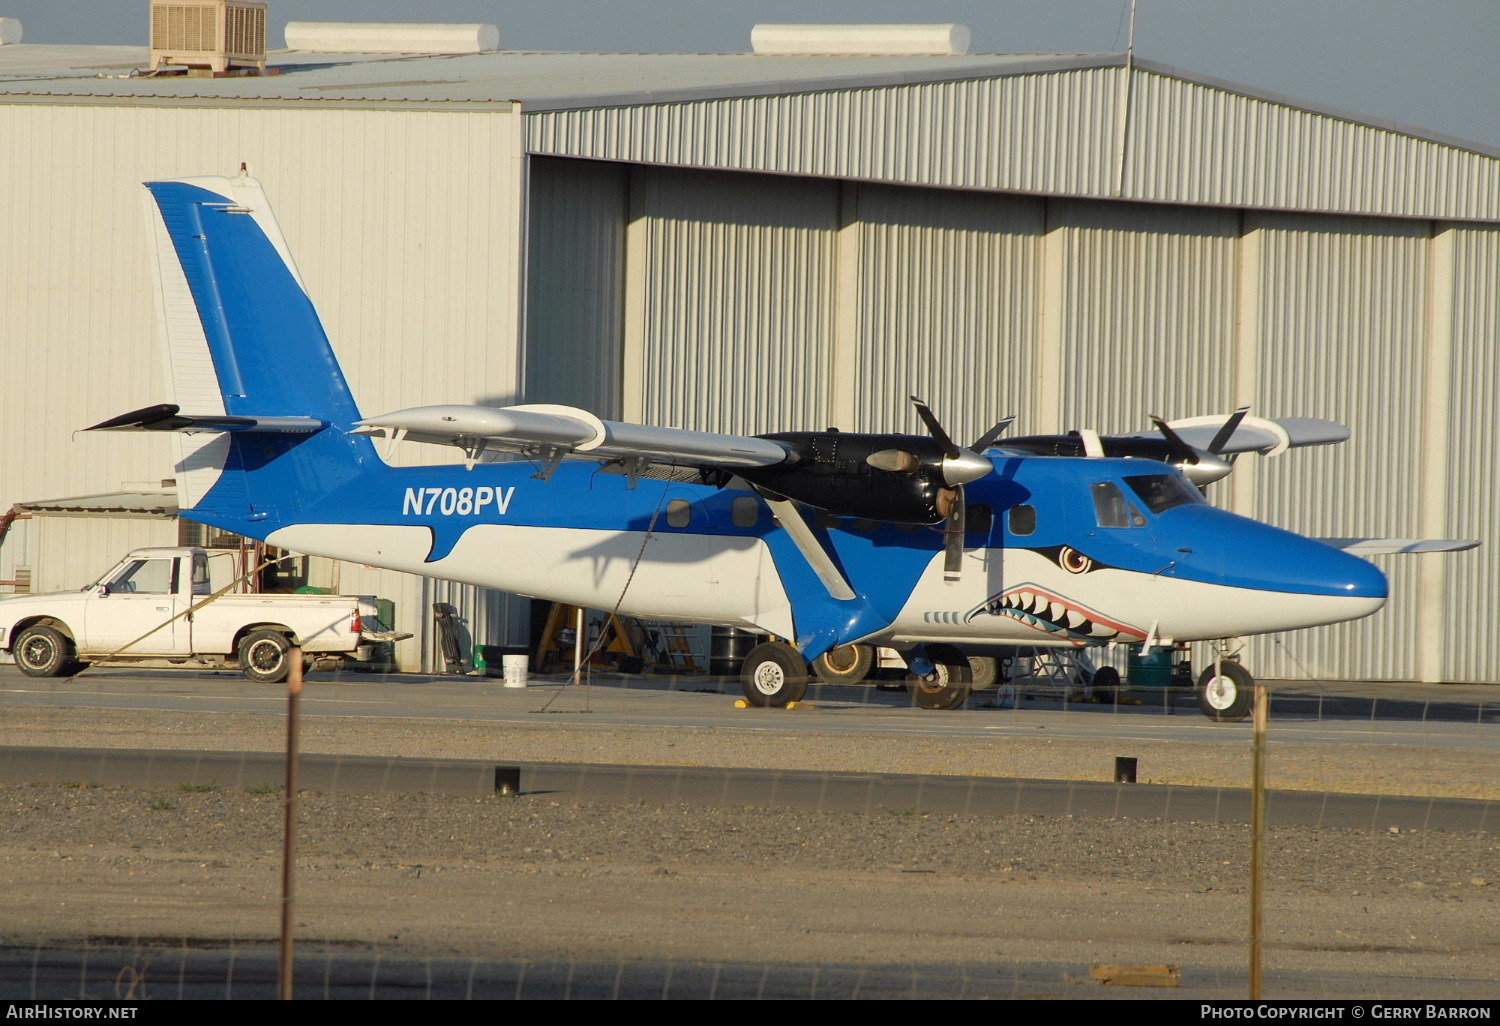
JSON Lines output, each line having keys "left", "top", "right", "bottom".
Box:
{"left": 965, "top": 503, "right": 992, "bottom": 535}
{"left": 1124, "top": 473, "right": 1203, "bottom": 514}
{"left": 108, "top": 558, "right": 175, "bottom": 595}
{"left": 731, "top": 496, "right": 760, "bottom": 528}
{"left": 1008, "top": 504, "right": 1036, "bottom": 537}
{"left": 1091, "top": 481, "right": 1147, "bottom": 528}
{"left": 666, "top": 499, "right": 692, "bottom": 528}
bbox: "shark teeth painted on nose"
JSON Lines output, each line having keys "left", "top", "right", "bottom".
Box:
{"left": 968, "top": 583, "right": 1147, "bottom": 644}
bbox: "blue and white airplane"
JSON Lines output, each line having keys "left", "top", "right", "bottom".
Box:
{"left": 88, "top": 174, "right": 1438, "bottom": 721}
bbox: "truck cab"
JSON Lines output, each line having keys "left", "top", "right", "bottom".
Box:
{"left": 1, "top": 547, "right": 405, "bottom": 682}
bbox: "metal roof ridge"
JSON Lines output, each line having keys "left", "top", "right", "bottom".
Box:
{"left": 1131, "top": 55, "right": 1500, "bottom": 161}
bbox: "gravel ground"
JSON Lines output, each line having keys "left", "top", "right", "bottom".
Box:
{"left": 1, "top": 702, "right": 1497, "bottom": 999}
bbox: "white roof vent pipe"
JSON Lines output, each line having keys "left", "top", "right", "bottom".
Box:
{"left": 751, "top": 24, "right": 970, "bottom": 56}
{"left": 284, "top": 22, "right": 500, "bottom": 54}
{"left": 0, "top": 18, "right": 22, "bottom": 45}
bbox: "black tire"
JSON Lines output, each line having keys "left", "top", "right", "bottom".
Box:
{"left": 1091, "top": 665, "right": 1122, "bottom": 690}
{"left": 1197, "top": 661, "right": 1254, "bottom": 722}
{"left": 812, "top": 644, "right": 875, "bottom": 683}
{"left": 14, "top": 625, "right": 73, "bottom": 678}
{"left": 238, "top": 629, "right": 293, "bottom": 684}
{"left": 740, "top": 642, "right": 810, "bottom": 707}
{"left": 967, "top": 655, "right": 999, "bottom": 690}
{"left": 906, "top": 644, "right": 973, "bottom": 711}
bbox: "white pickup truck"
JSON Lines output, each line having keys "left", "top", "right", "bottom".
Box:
{"left": 0, "top": 547, "right": 406, "bottom": 683}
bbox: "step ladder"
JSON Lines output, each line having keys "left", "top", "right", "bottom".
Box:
{"left": 534, "top": 603, "right": 701, "bottom": 674}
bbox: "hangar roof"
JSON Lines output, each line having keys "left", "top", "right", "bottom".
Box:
{"left": 0, "top": 45, "right": 1119, "bottom": 107}
{"left": 2, "top": 45, "right": 1496, "bottom": 221}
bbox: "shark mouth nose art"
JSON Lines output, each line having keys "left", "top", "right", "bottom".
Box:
{"left": 968, "top": 584, "right": 1147, "bottom": 644}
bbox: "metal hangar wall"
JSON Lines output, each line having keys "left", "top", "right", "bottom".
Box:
{"left": 522, "top": 154, "right": 1499, "bottom": 685}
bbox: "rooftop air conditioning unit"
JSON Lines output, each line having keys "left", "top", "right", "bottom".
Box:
{"left": 150, "top": 0, "right": 267, "bottom": 74}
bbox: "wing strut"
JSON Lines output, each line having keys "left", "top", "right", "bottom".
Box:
{"left": 762, "top": 497, "right": 857, "bottom": 601}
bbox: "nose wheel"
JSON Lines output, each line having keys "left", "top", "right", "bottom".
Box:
{"left": 905, "top": 643, "right": 973, "bottom": 710}
{"left": 1196, "top": 660, "right": 1254, "bottom": 722}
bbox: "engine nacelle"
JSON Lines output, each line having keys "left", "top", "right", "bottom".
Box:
{"left": 738, "top": 431, "right": 969, "bottom": 524}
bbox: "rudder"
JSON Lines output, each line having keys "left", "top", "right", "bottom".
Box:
{"left": 141, "top": 174, "right": 375, "bottom": 530}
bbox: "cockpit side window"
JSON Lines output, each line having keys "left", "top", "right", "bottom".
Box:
{"left": 1091, "top": 481, "right": 1147, "bottom": 528}
{"left": 1125, "top": 473, "right": 1204, "bottom": 514}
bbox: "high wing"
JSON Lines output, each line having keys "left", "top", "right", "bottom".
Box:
{"left": 1317, "top": 538, "right": 1481, "bottom": 555}
{"left": 351, "top": 403, "right": 795, "bottom": 474}
{"left": 1116, "top": 412, "right": 1350, "bottom": 457}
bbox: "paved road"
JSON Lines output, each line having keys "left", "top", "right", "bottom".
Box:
{"left": 2, "top": 664, "right": 1496, "bottom": 750}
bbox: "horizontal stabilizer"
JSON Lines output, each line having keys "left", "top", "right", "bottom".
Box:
{"left": 353, "top": 403, "right": 795, "bottom": 470}
{"left": 87, "top": 403, "right": 326, "bottom": 434}
{"left": 1317, "top": 538, "right": 1481, "bottom": 555}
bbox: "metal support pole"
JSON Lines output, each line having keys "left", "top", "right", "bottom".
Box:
{"left": 279, "top": 645, "right": 302, "bottom": 1001}
{"left": 570, "top": 605, "right": 585, "bottom": 685}
{"left": 1249, "top": 681, "right": 1268, "bottom": 999}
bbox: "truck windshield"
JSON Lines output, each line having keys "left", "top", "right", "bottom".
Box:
{"left": 1124, "top": 473, "right": 1204, "bottom": 514}
{"left": 107, "top": 558, "right": 175, "bottom": 595}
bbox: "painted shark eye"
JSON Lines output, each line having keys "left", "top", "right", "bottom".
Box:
{"left": 1059, "top": 546, "right": 1093, "bottom": 574}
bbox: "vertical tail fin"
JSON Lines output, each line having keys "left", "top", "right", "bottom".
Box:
{"left": 142, "top": 174, "right": 374, "bottom": 531}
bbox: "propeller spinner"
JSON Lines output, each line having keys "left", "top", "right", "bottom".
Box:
{"left": 908, "top": 396, "right": 1000, "bottom": 583}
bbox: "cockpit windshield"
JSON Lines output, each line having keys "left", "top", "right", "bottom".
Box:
{"left": 1124, "top": 473, "right": 1204, "bottom": 514}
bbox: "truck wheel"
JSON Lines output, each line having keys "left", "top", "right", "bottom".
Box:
{"left": 239, "top": 630, "right": 293, "bottom": 684}
{"left": 967, "top": 655, "right": 999, "bottom": 690}
{"left": 15, "top": 625, "right": 73, "bottom": 678}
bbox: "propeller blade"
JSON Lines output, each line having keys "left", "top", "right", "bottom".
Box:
{"left": 941, "top": 486, "right": 965, "bottom": 582}
{"left": 910, "top": 396, "right": 960, "bottom": 459}
{"left": 1206, "top": 405, "right": 1252, "bottom": 455}
{"left": 971, "top": 415, "right": 1016, "bottom": 452}
{"left": 1149, "top": 414, "right": 1201, "bottom": 466}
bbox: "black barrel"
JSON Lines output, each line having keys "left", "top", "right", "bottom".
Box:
{"left": 708, "top": 627, "right": 761, "bottom": 677}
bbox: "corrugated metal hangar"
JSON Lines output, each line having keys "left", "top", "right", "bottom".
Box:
{"left": 1, "top": 24, "right": 1496, "bottom": 680}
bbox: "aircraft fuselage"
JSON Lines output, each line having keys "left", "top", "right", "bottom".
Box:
{"left": 200, "top": 451, "right": 1386, "bottom": 659}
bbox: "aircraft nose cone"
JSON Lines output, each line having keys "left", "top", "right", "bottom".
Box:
{"left": 1169, "top": 506, "right": 1389, "bottom": 600}
{"left": 942, "top": 449, "right": 992, "bottom": 486}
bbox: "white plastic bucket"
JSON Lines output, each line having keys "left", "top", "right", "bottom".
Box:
{"left": 501, "top": 653, "right": 529, "bottom": 688}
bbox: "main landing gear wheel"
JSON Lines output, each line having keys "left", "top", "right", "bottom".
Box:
{"left": 1197, "top": 661, "right": 1254, "bottom": 722}
{"left": 906, "top": 644, "right": 973, "bottom": 711}
{"left": 14, "top": 625, "right": 75, "bottom": 678}
{"left": 740, "top": 641, "right": 810, "bottom": 707}
{"left": 812, "top": 644, "right": 875, "bottom": 684}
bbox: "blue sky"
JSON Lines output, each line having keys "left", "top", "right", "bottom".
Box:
{"left": 7, "top": 0, "right": 1497, "bottom": 150}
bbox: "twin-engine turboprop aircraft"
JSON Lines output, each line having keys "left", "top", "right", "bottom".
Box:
{"left": 83, "top": 174, "right": 1464, "bottom": 721}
